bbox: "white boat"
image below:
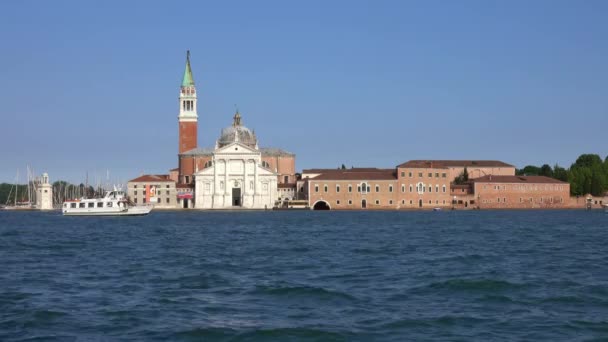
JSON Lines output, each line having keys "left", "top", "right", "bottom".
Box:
{"left": 62, "top": 189, "right": 152, "bottom": 216}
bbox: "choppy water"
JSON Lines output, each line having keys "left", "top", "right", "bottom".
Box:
{"left": 1, "top": 210, "right": 607, "bottom": 341}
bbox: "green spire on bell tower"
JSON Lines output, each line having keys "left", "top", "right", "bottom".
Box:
{"left": 181, "top": 50, "right": 195, "bottom": 87}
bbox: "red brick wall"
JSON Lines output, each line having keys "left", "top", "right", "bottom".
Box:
{"left": 474, "top": 181, "right": 570, "bottom": 209}
{"left": 179, "top": 121, "right": 197, "bottom": 154}
{"left": 262, "top": 155, "right": 296, "bottom": 184}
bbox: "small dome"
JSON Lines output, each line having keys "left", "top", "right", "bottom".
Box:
{"left": 217, "top": 110, "right": 257, "bottom": 148}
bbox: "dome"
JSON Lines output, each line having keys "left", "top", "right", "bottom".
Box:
{"left": 217, "top": 110, "right": 257, "bottom": 148}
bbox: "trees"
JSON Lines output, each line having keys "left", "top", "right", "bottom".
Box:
{"left": 514, "top": 154, "right": 608, "bottom": 196}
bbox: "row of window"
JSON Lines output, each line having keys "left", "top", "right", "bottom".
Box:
{"left": 332, "top": 199, "right": 449, "bottom": 206}
{"left": 133, "top": 198, "right": 170, "bottom": 204}
{"left": 133, "top": 190, "right": 172, "bottom": 196}
{"left": 483, "top": 185, "right": 567, "bottom": 191}
{"left": 481, "top": 197, "right": 564, "bottom": 204}
{"left": 400, "top": 171, "right": 447, "bottom": 178}
{"left": 133, "top": 184, "right": 171, "bottom": 189}
{"left": 183, "top": 100, "right": 195, "bottom": 111}
{"left": 314, "top": 183, "right": 447, "bottom": 194}
{"left": 65, "top": 202, "right": 114, "bottom": 208}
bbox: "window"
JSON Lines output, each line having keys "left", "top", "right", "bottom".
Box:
{"left": 71, "top": 203, "right": 76, "bottom": 208}
{"left": 185, "top": 176, "right": 190, "bottom": 183}
{"left": 357, "top": 186, "right": 361, "bottom": 192}
{"left": 428, "top": 173, "right": 433, "bottom": 177}
{"left": 435, "top": 185, "right": 439, "bottom": 193}
{"left": 88, "top": 202, "right": 94, "bottom": 208}
{"left": 284, "top": 176, "right": 289, "bottom": 183}
{"left": 442, "top": 185, "right": 446, "bottom": 193}
{"left": 520, "top": 198, "right": 522, "bottom": 203}
{"left": 401, "top": 171, "right": 405, "bottom": 177}
{"left": 134, "top": 198, "right": 138, "bottom": 204}
{"left": 409, "top": 185, "right": 413, "bottom": 192}
{"left": 107, "top": 202, "right": 113, "bottom": 207}
{"left": 367, "top": 185, "right": 371, "bottom": 192}
{"left": 166, "top": 185, "right": 170, "bottom": 188}
{"left": 134, "top": 191, "right": 137, "bottom": 195}
{"left": 497, "top": 198, "right": 500, "bottom": 203}
{"left": 389, "top": 185, "right": 393, "bottom": 193}
{"left": 337, "top": 200, "right": 341, "bottom": 205}
{"left": 348, "top": 185, "right": 352, "bottom": 193}
{"left": 97, "top": 202, "right": 103, "bottom": 207}
{"left": 336, "top": 185, "right": 341, "bottom": 193}
{"left": 442, "top": 173, "right": 446, "bottom": 178}
{"left": 315, "top": 185, "right": 319, "bottom": 192}
{"left": 166, "top": 191, "right": 170, "bottom": 195}
{"left": 389, "top": 200, "right": 393, "bottom": 205}
{"left": 435, "top": 173, "right": 439, "bottom": 177}
{"left": 142, "top": 199, "right": 145, "bottom": 204}
{"left": 375, "top": 185, "right": 380, "bottom": 192}
{"left": 375, "top": 200, "right": 380, "bottom": 205}
{"left": 409, "top": 172, "right": 413, "bottom": 177}
{"left": 402, "top": 200, "right": 405, "bottom": 204}
{"left": 504, "top": 198, "right": 506, "bottom": 203}
{"left": 348, "top": 200, "right": 352, "bottom": 205}
{"left": 418, "top": 172, "right": 423, "bottom": 177}
{"left": 79, "top": 203, "right": 85, "bottom": 208}
{"left": 410, "top": 200, "right": 413, "bottom": 204}
{"left": 401, "top": 185, "right": 405, "bottom": 192}
{"left": 262, "top": 161, "right": 270, "bottom": 168}
{"left": 429, "top": 186, "right": 432, "bottom": 193}
{"left": 361, "top": 183, "right": 367, "bottom": 194}
{"left": 324, "top": 185, "right": 328, "bottom": 193}
{"left": 134, "top": 185, "right": 138, "bottom": 188}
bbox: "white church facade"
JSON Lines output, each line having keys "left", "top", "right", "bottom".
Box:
{"left": 194, "top": 112, "right": 278, "bottom": 209}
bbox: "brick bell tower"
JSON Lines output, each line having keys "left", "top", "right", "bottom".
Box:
{"left": 178, "top": 50, "right": 198, "bottom": 154}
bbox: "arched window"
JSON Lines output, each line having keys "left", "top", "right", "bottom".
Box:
{"left": 261, "top": 161, "right": 270, "bottom": 168}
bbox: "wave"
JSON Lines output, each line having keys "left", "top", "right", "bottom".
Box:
{"left": 418, "top": 278, "right": 526, "bottom": 293}
{"left": 252, "top": 285, "right": 358, "bottom": 302}
{"left": 171, "top": 327, "right": 349, "bottom": 341}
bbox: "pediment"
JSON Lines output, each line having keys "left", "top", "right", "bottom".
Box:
{"left": 214, "top": 142, "right": 259, "bottom": 155}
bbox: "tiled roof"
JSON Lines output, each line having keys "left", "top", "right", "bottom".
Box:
{"left": 471, "top": 175, "right": 567, "bottom": 184}
{"left": 397, "top": 160, "right": 513, "bottom": 168}
{"left": 179, "top": 146, "right": 294, "bottom": 157}
{"left": 180, "top": 147, "right": 214, "bottom": 156}
{"left": 311, "top": 169, "right": 397, "bottom": 181}
{"left": 260, "top": 147, "right": 295, "bottom": 157}
{"left": 303, "top": 168, "right": 386, "bottom": 174}
{"left": 128, "top": 174, "right": 173, "bottom": 183}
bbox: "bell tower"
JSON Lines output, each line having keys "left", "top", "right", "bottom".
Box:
{"left": 178, "top": 50, "right": 198, "bottom": 154}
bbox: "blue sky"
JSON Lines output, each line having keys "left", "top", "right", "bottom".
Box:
{"left": 0, "top": 0, "right": 606, "bottom": 184}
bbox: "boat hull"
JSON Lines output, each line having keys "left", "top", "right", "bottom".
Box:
{"left": 62, "top": 206, "right": 152, "bottom": 216}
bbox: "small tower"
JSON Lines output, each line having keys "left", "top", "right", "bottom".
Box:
{"left": 36, "top": 173, "right": 53, "bottom": 210}
{"left": 178, "top": 50, "right": 198, "bottom": 154}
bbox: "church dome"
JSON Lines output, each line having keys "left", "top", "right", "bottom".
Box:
{"left": 217, "top": 111, "right": 257, "bottom": 148}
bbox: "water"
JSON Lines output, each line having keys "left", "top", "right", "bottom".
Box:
{"left": 1, "top": 210, "right": 607, "bottom": 341}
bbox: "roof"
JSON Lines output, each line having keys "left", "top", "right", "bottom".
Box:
{"left": 176, "top": 183, "right": 195, "bottom": 189}
{"left": 310, "top": 169, "right": 397, "bottom": 181}
{"left": 129, "top": 174, "right": 174, "bottom": 183}
{"left": 170, "top": 168, "right": 179, "bottom": 171}
{"left": 261, "top": 147, "right": 295, "bottom": 157}
{"left": 180, "top": 147, "right": 214, "bottom": 156}
{"left": 397, "top": 160, "right": 514, "bottom": 169}
{"left": 303, "top": 167, "right": 385, "bottom": 174}
{"left": 278, "top": 183, "right": 296, "bottom": 188}
{"left": 180, "top": 146, "right": 294, "bottom": 157}
{"left": 471, "top": 175, "right": 568, "bottom": 184}
{"left": 181, "top": 50, "right": 195, "bottom": 87}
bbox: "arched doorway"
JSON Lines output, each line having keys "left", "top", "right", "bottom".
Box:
{"left": 418, "top": 199, "right": 422, "bottom": 208}
{"left": 362, "top": 199, "right": 367, "bottom": 209}
{"left": 313, "top": 200, "right": 330, "bottom": 210}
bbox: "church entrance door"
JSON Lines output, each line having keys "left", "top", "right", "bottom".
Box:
{"left": 232, "top": 188, "right": 242, "bottom": 206}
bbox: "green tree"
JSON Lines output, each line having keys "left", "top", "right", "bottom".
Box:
{"left": 539, "top": 164, "right": 553, "bottom": 177}
{"left": 553, "top": 164, "right": 568, "bottom": 182}
{"left": 574, "top": 154, "right": 602, "bottom": 168}
{"left": 516, "top": 165, "right": 541, "bottom": 176}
